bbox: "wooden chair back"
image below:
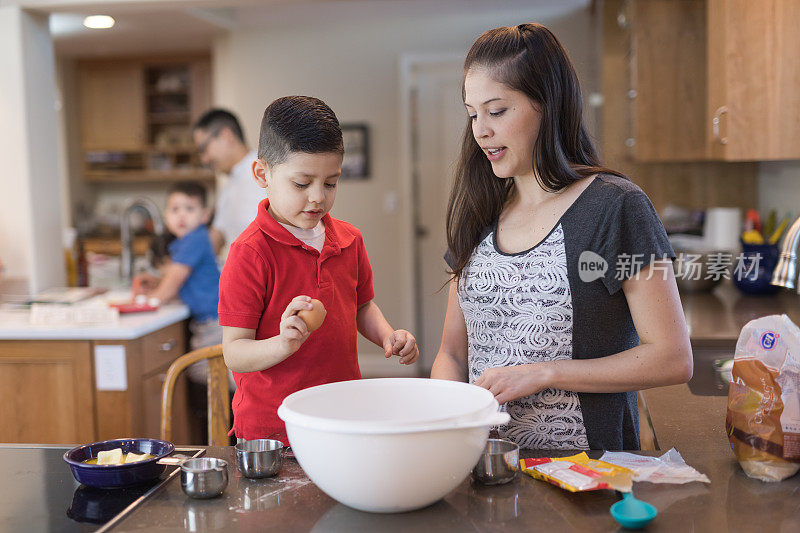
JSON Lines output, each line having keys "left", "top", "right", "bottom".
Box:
{"left": 161, "top": 344, "right": 230, "bottom": 446}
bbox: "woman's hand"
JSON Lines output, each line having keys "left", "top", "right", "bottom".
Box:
{"left": 474, "top": 363, "right": 553, "bottom": 404}
{"left": 383, "top": 329, "right": 419, "bottom": 365}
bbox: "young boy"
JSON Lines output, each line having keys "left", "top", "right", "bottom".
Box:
{"left": 219, "top": 96, "right": 419, "bottom": 443}
{"left": 134, "top": 181, "right": 222, "bottom": 357}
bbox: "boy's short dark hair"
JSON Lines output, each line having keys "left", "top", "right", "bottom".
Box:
{"left": 168, "top": 181, "right": 207, "bottom": 207}
{"left": 193, "top": 108, "right": 246, "bottom": 144}
{"left": 258, "top": 96, "right": 344, "bottom": 166}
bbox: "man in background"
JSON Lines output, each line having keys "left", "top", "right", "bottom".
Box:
{"left": 193, "top": 109, "right": 265, "bottom": 258}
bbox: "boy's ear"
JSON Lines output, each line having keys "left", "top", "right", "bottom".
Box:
{"left": 252, "top": 159, "right": 269, "bottom": 188}
{"left": 201, "top": 208, "right": 211, "bottom": 224}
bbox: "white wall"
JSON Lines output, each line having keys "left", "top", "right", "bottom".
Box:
{"left": 0, "top": 6, "right": 64, "bottom": 294}
{"left": 211, "top": 3, "right": 597, "bottom": 362}
{"left": 0, "top": 7, "right": 32, "bottom": 283}
{"left": 758, "top": 161, "right": 800, "bottom": 220}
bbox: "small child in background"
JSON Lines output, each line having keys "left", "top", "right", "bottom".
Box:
{"left": 134, "top": 181, "right": 223, "bottom": 372}
{"left": 219, "top": 96, "right": 419, "bottom": 444}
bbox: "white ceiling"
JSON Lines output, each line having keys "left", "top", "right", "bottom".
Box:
{"left": 45, "top": 0, "right": 590, "bottom": 58}
{"left": 51, "top": 10, "right": 221, "bottom": 57}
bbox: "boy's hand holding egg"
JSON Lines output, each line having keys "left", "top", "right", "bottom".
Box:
{"left": 278, "top": 296, "right": 326, "bottom": 356}
{"left": 298, "top": 298, "right": 326, "bottom": 331}
{"left": 383, "top": 329, "right": 419, "bottom": 365}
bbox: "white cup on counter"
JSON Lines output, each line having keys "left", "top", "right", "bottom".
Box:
{"left": 704, "top": 207, "right": 742, "bottom": 252}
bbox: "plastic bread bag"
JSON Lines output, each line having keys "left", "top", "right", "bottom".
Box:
{"left": 521, "top": 452, "right": 633, "bottom": 493}
{"left": 726, "top": 314, "right": 800, "bottom": 482}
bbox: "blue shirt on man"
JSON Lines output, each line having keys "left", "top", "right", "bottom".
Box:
{"left": 168, "top": 225, "right": 220, "bottom": 321}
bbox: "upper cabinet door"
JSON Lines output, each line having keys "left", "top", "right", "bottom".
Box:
{"left": 79, "top": 62, "right": 145, "bottom": 150}
{"left": 630, "top": 0, "right": 800, "bottom": 162}
{"left": 189, "top": 59, "right": 212, "bottom": 125}
{"left": 708, "top": 0, "right": 800, "bottom": 160}
{"left": 632, "top": 0, "right": 708, "bottom": 161}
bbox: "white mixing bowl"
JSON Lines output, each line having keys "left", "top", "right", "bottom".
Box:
{"left": 277, "top": 378, "right": 509, "bottom": 513}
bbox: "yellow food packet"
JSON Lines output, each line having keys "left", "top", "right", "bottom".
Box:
{"left": 520, "top": 452, "right": 633, "bottom": 492}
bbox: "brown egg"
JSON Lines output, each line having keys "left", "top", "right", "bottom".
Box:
{"left": 297, "top": 298, "right": 327, "bottom": 332}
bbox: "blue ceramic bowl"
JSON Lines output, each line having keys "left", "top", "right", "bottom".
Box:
{"left": 63, "top": 438, "right": 175, "bottom": 489}
{"left": 733, "top": 243, "right": 780, "bottom": 295}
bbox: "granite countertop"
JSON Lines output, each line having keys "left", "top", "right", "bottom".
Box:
{"left": 681, "top": 282, "right": 800, "bottom": 346}
{"left": 642, "top": 384, "right": 730, "bottom": 456}
{"left": 3, "top": 383, "right": 794, "bottom": 533}
{"left": 1, "top": 269, "right": 796, "bottom": 530}
{"left": 17, "top": 383, "right": 786, "bottom": 532}
{"left": 4, "top": 350, "right": 794, "bottom": 531}
{"left": 4, "top": 399, "right": 795, "bottom": 533}
{"left": 92, "top": 443, "right": 799, "bottom": 532}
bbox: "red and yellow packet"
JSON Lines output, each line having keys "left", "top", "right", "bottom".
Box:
{"left": 521, "top": 452, "right": 633, "bottom": 492}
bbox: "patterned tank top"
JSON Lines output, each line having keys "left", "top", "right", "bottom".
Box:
{"left": 458, "top": 224, "right": 589, "bottom": 449}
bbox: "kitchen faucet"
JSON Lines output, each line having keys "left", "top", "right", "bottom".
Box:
{"left": 120, "top": 197, "right": 165, "bottom": 285}
{"left": 771, "top": 216, "right": 800, "bottom": 290}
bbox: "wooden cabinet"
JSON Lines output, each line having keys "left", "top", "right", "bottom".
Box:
{"left": 601, "top": 0, "right": 759, "bottom": 213}
{"left": 79, "top": 62, "right": 146, "bottom": 150}
{"left": 77, "top": 55, "right": 214, "bottom": 183}
{"left": 0, "top": 322, "right": 195, "bottom": 445}
{"left": 630, "top": 0, "right": 800, "bottom": 161}
{"left": 0, "top": 340, "right": 96, "bottom": 444}
{"left": 706, "top": 0, "right": 800, "bottom": 160}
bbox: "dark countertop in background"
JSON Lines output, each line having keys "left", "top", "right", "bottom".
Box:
{"left": 642, "top": 384, "right": 730, "bottom": 456}
{"left": 681, "top": 282, "right": 800, "bottom": 347}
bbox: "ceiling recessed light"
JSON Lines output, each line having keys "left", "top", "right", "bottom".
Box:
{"left": 83, "top": 15, "right": 115, "bottom": 29}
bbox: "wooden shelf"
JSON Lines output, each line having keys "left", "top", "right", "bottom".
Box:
{"left": 147, "top": 88, "right": 189, "bottom": 96}
{"left": 84, "top": 169, "right": 215, "bottom": 183}
{"left": 146, "top": 145, "right": 196, "bottom": 154}
{"left": 78, "top": 55, "right": 211, "bottom": 184}
{"left": 84, "top": 146, "right": 196, "bottom": 155}
{"left": 147, "top": 112, "right": 190, "bottom": 124}
{"left": 85, "top": 235, "right": 151, "bottom": 256}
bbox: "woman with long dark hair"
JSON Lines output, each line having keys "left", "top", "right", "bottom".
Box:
{"left": 430, "top": 24, "right": 692, "bottom": 450}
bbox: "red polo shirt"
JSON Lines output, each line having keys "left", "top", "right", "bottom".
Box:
{"left": 218, "top": 198, "right": 374, "bottom": 442}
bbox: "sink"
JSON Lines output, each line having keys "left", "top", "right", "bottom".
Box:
{"left": 687, "top": 348, "right": 732, "bottom": 396}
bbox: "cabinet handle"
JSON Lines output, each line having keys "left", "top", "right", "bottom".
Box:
{"left": 159, "top": 339, "right": 178, "bottom": 351}
{"left": 712, "top": 106, "right": 728, "bottom": 145}
{"left": 616, "top": 0, "right": 631, "bottom": 29}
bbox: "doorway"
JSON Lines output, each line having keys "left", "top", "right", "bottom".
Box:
{"left": 402, "top": 54, "right": 465, "bottom": 373}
